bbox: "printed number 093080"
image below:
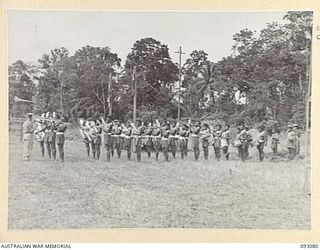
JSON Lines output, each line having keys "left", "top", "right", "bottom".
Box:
{"left": 300, "top": 244, "right": 319, "bottom": 248}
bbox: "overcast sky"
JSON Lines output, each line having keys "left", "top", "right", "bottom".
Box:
{"left": 7, "top": 10, "right": 288, "bottom": 65}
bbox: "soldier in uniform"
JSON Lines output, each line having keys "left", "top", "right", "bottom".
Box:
{"left": 169, "top": 120, "right": 179, "bottom": 159}
{"left": 113, "top": 120, "right": 123, "bottom": 158}
{"left": 191, "top": 121, "right": 201, "bottom": 161}
{"left": 145, "top": 122, "right": 154, "bottom": 158}
{"left": 293, "top": 124, "right": 301, "bottom": 155}
{"left": 123, "top": 121, "right": 133, "bottom": 160}
{"left": 152, "top": 120, "right": 162, "bottom": 160}
{"left": 270, "top": 127, "right": 280, "bottom": 154}
{"left": 212, "top": 124, "right": 222, "bottom": 161}
{"left": 238, "top": 125, "right": 252, "bottom": 161}
{"left": 55, "top": 115, "right": 68, "bottom": 162}
{"left": 221, "top": 124, "right": 231, "bottom": 160}
{"left": 79, "top": 117, "right": 91, "bottom": 157}
{"left": 256, "top": 125, "right": 267, "bottom": 162}
{"left": 238, "top": 125, "right": 247, "bottom": 161}
{"left": 88, "top": 120, "right": 97, "bottom": 158}
{"left": 102, "top": 117, "right": 113, "bottom": 162}
{"left": 287, "top": 125, "right": 296, "bottom": 159}
{"left": 133, "top": 119, "right": 144, "bottom": 162}
{"left": 22, "top": 113, "right": 36, "bottom": 161}
{"left": 179, "top": 124, "right": 190, "bottom": 159}
{"left": 200, "top": 123, "right": 211, "bottom": 160}
{"left": 90, "top": 120, "right": 102, "bottom": 159}
{"left": 244, "top": 126, "right": 252, "bottom": 159}
{"left": 44, "top": 119, "right": 57, "bottom": 160}
{"left": 161, "top": 122, "right": 171, "bottom": 162}
{"left": 34, "top": 118, "right": 46, "bottom": 157}
{"left": 234, "top": 125, "right": 243, "bottom": 159}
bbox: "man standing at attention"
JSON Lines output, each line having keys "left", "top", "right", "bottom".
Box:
{"left": 34, "top": 118, "right": 46, "bottom": 157}
{"left": 256, "top": 125, "right": 267, "bottom": 162}
{"left": 44, "top": 118, "right": 57, "bottom": 160}
{"left": 212, "top": 124, "right": 222, "bottom": 161}
{"left": 191, "top": 120, "right": 201, "bottom": 161}
{"left": 132, "top": 119, "right": 144, "bottom": 162}
{"left": 221, "top": 124, "right": 231, "bottom": 160}
{"left": 161, "top": 122, "right": 171, "bottom": 162}
{"left": 200, "top": 123, "right": 211, "bottom": 160}
{"left": 55, "top": 115, "right": 68, "bottom": 162}
{"left": 102, "top": 117, "right": 114, "bottom": 162}
{"left": 287, "top": 124, "right": 296, "bottom": 159}
{"left": 113, "top": 120, "right": 123, "bottom": 158}
{"left": 123, "top": 120, "right": 133, "bottom": 160}
{"left": 152, "top": 120, "right": 162, "bottom": 161}
{"left": 179, "top": 124, "right": 190, "bottom": 159}
{"left": 22, "top": 113, "right": 36, "bottom": 161}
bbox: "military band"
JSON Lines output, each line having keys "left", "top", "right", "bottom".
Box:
{"left": 21, "top": 112, "right": 304, "bottom": 163}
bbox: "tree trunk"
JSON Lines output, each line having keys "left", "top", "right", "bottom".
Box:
{"left": 103, "top": 104, "right": 107, "bottom": 119}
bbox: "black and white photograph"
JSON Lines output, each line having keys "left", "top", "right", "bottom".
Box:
{"left": 7, "top": 10, "right": 312, "bottom": 230}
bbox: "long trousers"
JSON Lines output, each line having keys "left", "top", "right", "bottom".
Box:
{"left": 271, "top": 141, "right": 278, "bottom": 154}
{"left": 203, "top": 146, "right": 209, "bottom": 160}
{"left": 146, "top": 145, "right": 152, "bottom": 158}
{"left": 170, "top": 140, "right": 177, "bottom": 158}
{"left": 136, "top": 146, "right": 142, "bottom": 162}
{"left": 23, "top": 135, "right": 33, "bottom": 160}
{"left": 46, "top": 142, "right": 56, "bottom": 159}
{"left": 186, "top": 139, "right": 189, "bottom": 156}
{"left": 85, "top": 142, "right": 90, "bottom": 157}
{"left": 39, "top": 141, "right": 45, "bottom": 157}
{"left": 90, "top": 142, "right": 96, "bottom": 158}
{"left": 180, "top": 140, "right": 187, "bottom": 159}
{"left": 163, "top": 147, "right": 169, "bottom": 162}
{"left": 239, "top": 142, "right": 249, "bottom": 161}
{"left": 126, "top": 143, "right": 131, "bottom": 160}
{"left": 237, "top": 146, "right": 241, "bottom": 158}
{"left": 272, "top": 145, "right": 278, "bottom": 153}
{"left": 288, "top": 148, "right": 296, "bottom": 159}
{"left": 155, "top": 151, "right": 159, "bottom": 160}
{"left": 104, "top": 144, "right": 112, "bottom": 162}
{"left": 257, "top": 143, "right": 264, "bottom": 161}
{"left": 154, "top": 141, "right": 161, "bottom": 160}
{"left": 91, "top": 143, "right": 101, "bottom": 159}
{"left": 115, "top": 143, "right": 121, "bottom": 158}
{"left": 57, "top": 143, "right": 65, "bottom": 162}
{"left": 214, "top": 146, "right": 221, "bottom": 160}
{"left": 193, "top": 147, "right": 200, "bottom": 161}
{"left": 127, "top": 148, "right": 132, "bottom": 160}
{"left": 243, "top": 142, "right": 249, "bottom": 160}
{"left": 222, "top": 146, "right": 229, "bottom": 160}
{"left": 111, "top": 146, "right": 114, "bottom": 157}
{"left": 154, "top": 146, "right": 160, "bottom": 160}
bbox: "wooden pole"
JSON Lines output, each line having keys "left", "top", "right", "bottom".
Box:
{"left": 175, "top": 46, "right": 185, "bottom": 122}
{"left": 59, "top": 71, "right": 63, "bottom": 114}
{"left": 108, "top": 72, "right": 112, "bottom": 116}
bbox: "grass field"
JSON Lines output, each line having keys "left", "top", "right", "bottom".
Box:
{"left": 8, "top": 126, "right": 311, "bottom": 229}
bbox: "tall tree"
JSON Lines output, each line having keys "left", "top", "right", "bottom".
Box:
{"left": 35, "top": 47, "right": 71, "bottom": 114}
{"left": 71, "top": 46, "right": 121, "bottom": 118}
{"left": 8, "top": 60, "right": 37, "bottom": 116}
{"left": 124, "top": 38, "right": 179, "bottom": 116}
{"left": 181, "top": 50, "right": 211, "bottom": 117}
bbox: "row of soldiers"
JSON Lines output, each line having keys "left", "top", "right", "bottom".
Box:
{"left": 21, "top": 112, "right": 301, "bottom": 163}
{"left": 22, "top": 112, "right": 69, "bottom": 161}
{"left": 79, "top": 117, "right": 224, "bottom": 162}
{"left": 78, "top": 116, "right": 301, "bottom": 163}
